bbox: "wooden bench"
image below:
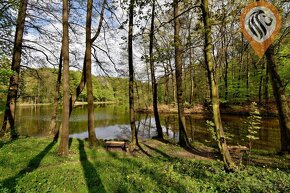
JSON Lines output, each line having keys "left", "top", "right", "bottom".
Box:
{"left": 104, "top": 141, "right": 128, "bottom": 151}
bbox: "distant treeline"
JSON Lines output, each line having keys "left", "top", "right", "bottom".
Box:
{"left": 17, "top": 68, "right": 130, "bottom": 104}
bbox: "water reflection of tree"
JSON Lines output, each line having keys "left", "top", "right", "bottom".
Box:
{"left": 116, "top": 125, "right": 131, "bottom": 140}
{"left": 116, "top": 114, "right": 156, "bottom": 141}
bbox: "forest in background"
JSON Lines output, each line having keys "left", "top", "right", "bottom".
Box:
{"left": 0, "top": 0, "right": 289, "bottom": 174}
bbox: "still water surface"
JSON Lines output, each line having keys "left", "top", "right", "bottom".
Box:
{"left": 4, "top": 104, "right": 280, "bottom": 151}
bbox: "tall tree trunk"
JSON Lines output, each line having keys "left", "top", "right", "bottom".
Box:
{"left": 246, "top": 54, "right": 250, "bottom": 100}
{"left": 266, "top": 46, "right": 290, "bottom": 153}
{"left": 264, "top": 60, "right": 269, "bottom": 104}
{"left": 201, "top": 0, "right": 236, "bottom": 171}
{"left": 224, "top": 46, "right": 229, "bottom": 101}
{"left": 173, "top": 0, "right": 190, "bottom": 148}
{"left": 149, "top": 0, "right": 163, "bottom": 139}
{"left": 128, "top": 0, "right": 138, "bottom": 150}
{"left": 163, "top": 63, "right": 169, "bottom": 105}
{"left": 168, "top": 60, "right": 176, "bottom": 104}
{"left": 49, "top": 49, "right": 62, "bottom": 138}
{"left": 68, "top": 0, "right": 106, "bottom": 113}
{"left": 222, "top": 9, "right": 229, "bottom": 101}
{"left": 258, "top": 62, "right": 265, "bottom": 104}
{"left": 1, "top": 0, "right": 28, "bottom": 139}
{"left": 58, "top": 0, "right": 70, "bottom": 156}
{"left": 86, "top": 0, "right": 98, "bottom": 146}
{"left": 54, "top": 0, "right": 106, "bottom": 140}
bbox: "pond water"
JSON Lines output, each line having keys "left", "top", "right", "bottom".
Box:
{"left": 1, "top": 104, "right": 281, "bottom": 151}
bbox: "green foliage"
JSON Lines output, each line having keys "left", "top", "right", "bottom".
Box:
{"left": 0, "top": 56, "right": 13, "bottom": 113}
{"left": 245, "top": 102, "right": 261, "bottom": 141}
{"left": 245, "top": 102, "right": 262, "bottom": 153}
{"left": 206, "top": 120, "right": 217, "bottom": 142}
{"left": 15, "top": 68, "right": 131, "bottom": 104}
{"left": 0, "top": 138, "right": 289, "bottom": 193}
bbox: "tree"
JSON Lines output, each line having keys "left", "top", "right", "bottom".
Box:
{"left": 173, "top": 0, "right": 190, "bottom": 148}
{"left": 53, "top": 0, "right": 107, "bottom": 140}
{"left": 48, "top": 49, "right": 62, "bottom": 139}
{"left": 149, "top": 0, "right": 163, "bottom": 139}
{"left": 0, "top": 56, "right": 14, "bottom": 118}
{"left": 201, "top": 0, "right": 236, "bottom": 171}
{"left": 58, "top": 0, "right": 70, "bottom": 156}
{"left": 86, "top": 0, "right": 98, "bottom": 146}
{"left": 128, "top": 0, "right": 139, "bottom": 150}
{"left": 266, "top": 45, "right": 290, "bottom": 153}
{"left": 1, "top": 0, "right": 28, "bottom": 139}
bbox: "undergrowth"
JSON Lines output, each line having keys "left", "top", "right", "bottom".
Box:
{"left": 0, "top": 137, "right": 289, "bottom": 193}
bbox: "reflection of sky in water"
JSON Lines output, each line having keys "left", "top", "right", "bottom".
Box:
{"left": 3, "top": 105, "right": 281, "bottom": 151}
{"left": 69, "top": 125, "right": 130, "bottom": 140}
{"left": 69, "top": 118, "right": 176, "bottom": 141}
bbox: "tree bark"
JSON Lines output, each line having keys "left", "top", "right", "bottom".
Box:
{"left": 266, "top": 46, "right": 290, "bottom": 153}
{"left": 86, "top": 0, "right": 98, "bottom": 146}
{"left": 163, "top": 63, "right": 169, "bottom": 105}
{"left": 54, "top": 0, "right": 106, "bottom": 140}
{"left": 1, "top": 0, "right": 28, "bottom": 139}
{"left": 173, "top": 0, "right": 190, "bottom": 148}
{"left": 264, "top": 60, "right": 269, "bottom": 104}
{"left": 128, "top": 0, "right": 138, "bottom": 150}
{"left": 149, "top": 0, "right": 163, "bottom": 139}
{"left": 49, "top": 49, "right": 62, "bottom": 139}
{"left": 201, "top": 0, "right": 236, "bottom": 171}
{"left": 224, "top": 42, "right": 229, "bottom": 101}
{"left": 58, "top": 0, "right": 70, "bottom": 156}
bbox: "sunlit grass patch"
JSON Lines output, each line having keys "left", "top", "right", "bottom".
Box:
{"left": 0, "top": 137, "right": 289, "bottom": 193}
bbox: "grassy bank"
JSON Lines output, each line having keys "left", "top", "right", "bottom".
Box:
{"left": 0, "top": 138, "right": 290, "bottom": 193}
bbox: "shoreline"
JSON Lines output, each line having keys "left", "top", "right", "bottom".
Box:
{"left": 136, "top": 103, "right": 280, "bottom": 117}
{"left": 18, "top": 101, "right": 118, "bottom": 107}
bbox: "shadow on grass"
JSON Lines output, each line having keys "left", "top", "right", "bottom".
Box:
{"left": 0, "top": 140, "right": 56, "bottom": 192}
{"left": 152, "top": 138, "right": 217, "bottom": 159}
{"left": 78, "top": 139, "right": 106, "bottom": 193}
{"left": 0, "top": 140, "right": 14, "bottom": 149}
{"left": 142, "top": 143, "right": 171, "bottom": 159}
{"left": 182, "top": 145, "right": 218, "bottom": 159}
{"left": 136, "top": 144, "right": 152, "bottom": 157}
{"left": 105, "top": 150, "right": 189, "bottom": 192}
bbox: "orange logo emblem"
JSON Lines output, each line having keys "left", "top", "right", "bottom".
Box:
{"left": 240, "top": 1, "right": 282, "bottom": 58}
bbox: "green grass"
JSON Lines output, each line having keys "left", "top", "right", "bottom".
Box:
{"left": 0, "top": 137, "right": 290, "bottom": 193}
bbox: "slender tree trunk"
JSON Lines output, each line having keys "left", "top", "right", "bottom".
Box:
{"left": 146, "top": 58, "right": 151, "bottom": 108}
{"left": 266, "top": 46, "right": 290, "bottom": 153}
{"left": 189, "top": 36, "right": 195, "bottom": 104}
{"left": 168, "top": 61, "right": 176, "bottom": 104}
{"left": 149, "top": 0, "right": 163, "bottom": 139}
{"left": 246, "top": 54, "right": 250, "bottom": 100}
{"left": 173, "top": 0, "right": 190, "bottom": 148}
{"left": 54, "top": 0, "right": 106, "bottom": 140}
{"left": 189, "top": 65, "right": 195, "bottom": 104}
{"left": 58, "top": 0, "right": 70, "bottom": 156}
{"left": 201, "top": 0, "right": 236, "bottom": 171}
{"left": 128, "top": 0, "right": 138, "bottom": 150}
{"left": 68, "top": 0, "right": 106, "bottom": 112}
{"left": 163, "top": 63, "right": 169, "bottom": 105}
{"left": 224, "top": 48, "right": 229, "bottom": 101}
{"left": 264, "top": 60, "right": 269, "bottom": 104}
{"left": 86, "top": 0, "right": 97, "bottom": 146}
{"left": 1, "top": 0, "right": 28, "bottom": 139}
{"left": 49, "top": 50, "right": 62, "bottom": 138}
{"left": 235, "top": 34, "right": 244, "bottom": 99}
{"left": 258, "top": 62, "right": 265, "bottom": 104}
